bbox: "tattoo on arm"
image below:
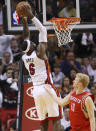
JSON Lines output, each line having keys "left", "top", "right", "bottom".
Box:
{"left": 36, "top": 43, "right": 47, "bottom": 58}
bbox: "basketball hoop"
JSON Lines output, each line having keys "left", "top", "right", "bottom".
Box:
{"left": 49, "top": 17, "right": 81, "bottom": 47}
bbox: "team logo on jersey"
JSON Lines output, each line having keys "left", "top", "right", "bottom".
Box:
{"left": 26, "top": 86, "right": 34, "bottom": 97}
{"left": 25, "top": 107, "right": 39, "bottom": 120}
{"left": 70, "top": 96, "right": 81, "bottom": 103}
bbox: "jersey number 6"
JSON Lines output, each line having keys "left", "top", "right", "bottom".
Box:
{"left": 29, "top": 63, "right": 35, "bottom": 75}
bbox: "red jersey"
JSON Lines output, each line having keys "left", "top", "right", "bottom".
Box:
{"left": 69, "top": 89, "right": 94, "bottom": 131}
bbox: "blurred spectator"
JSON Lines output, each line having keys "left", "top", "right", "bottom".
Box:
{"left": 61, "top": 77, "right": 71, "bottom": 98}
{"left": 2, "top": 52, "right": 12, "bottom": 74}
{"left": 57, "top": 0, "right": 65, "bottom": 11}
{"left": 81, "top": 33, "right": 95, "bottom": 56}
{"left": 3, "top": 52, "right": 12, "bottom": 65}
{"left": 0, "top": 64, "right": 6, "bottom": 80}
{"left": 81, "top": 57, "right": 90, "bottom": 74}
{"left": 74, "top": 33, "right": 95, "bottom": 57}
{"left": 46, "top": 5, "right": 53, "bottom": 20}
{"left": 61, "top": 108, "right": 71, "bottom": 131}
{"left": 87, "top": 56, "right": 96, "bottom": 83}
{"left": 52, "top": 63, "right": 65, "bottom": 91}
{"left": 90, "top": 83, "right": 96, "bottom": 96}
{"left": 47, "top": 36, "right": 59, "bottom": 71}
{"left": 48, "top": 53, "right": 58, "bottom": 72}
{"left": 69, "top": 69, "right": 77, "bottom": 84}
{"left": 11, "top": 39, "right": 21, "bottom": 62}
{"left": 0, "top": 68, "right": 18, "bottom": 107}
{"left": 14, "top": 70, "right": 19, "bottom": 80}
{"left": 58, "top": 1, "right": 76, "bottom": 17}
{"left": 60, "top": 50, "right": 81, "bottom": 77}
{"left": 11, "top": 62, "right": 19, "bottom": 71}
{"left": 0, "top": 2, "right": 3, "bottom": 25}
{"left": 0, "top": 68, "right": 18, "bottom": 131}
{"left": 0, "top": 26, "right": 13, "bottom": 60}
{"left": 59, "top": 46, "right": 66, "bottom": 63}
{"left": 80, "top": 0, "right": 88, "bottom": 8}
{"left": 80, "top": 1, "right": 95, "bottom": 22}
{"left": 46, "top": 0, "right": 59, "bottom": 20}
{"left": 0, "top": 26, "right": 21, "bottom": 61}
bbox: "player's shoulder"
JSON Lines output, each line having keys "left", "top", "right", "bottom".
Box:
{"left": 85, "top": 96, "right": 94, "bottom": 108}
{"left": 83, "top": 91, "right": 94, "bottom": 102}
{"left": 85, "top": 96, "right": 93, "bottom": 103}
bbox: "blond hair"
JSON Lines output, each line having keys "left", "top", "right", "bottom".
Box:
{"left": 76, "top": 73, "right": 89, "bottom": 88}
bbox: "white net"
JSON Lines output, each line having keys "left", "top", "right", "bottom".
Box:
{"left": 50, "top": 18, "right": 80, "bottom": 47}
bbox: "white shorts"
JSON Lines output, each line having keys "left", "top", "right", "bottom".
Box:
{"left": 32, "top": 84, "right": 62, "bottom": 124}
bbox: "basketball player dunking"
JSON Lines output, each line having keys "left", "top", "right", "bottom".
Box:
{"left": 45, "top": 73, "right": 95, "bottom": 131}
{"left": 20, "top": 7, "right": 62, "bottom": 131}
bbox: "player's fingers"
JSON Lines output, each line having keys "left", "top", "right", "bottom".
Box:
{"left": 23, "top": 17, "right": 27, "bottom": 22}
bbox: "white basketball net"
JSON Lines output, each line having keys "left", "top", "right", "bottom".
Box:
{"left": 51, "top": 18, "right": 80, "bottom": 47}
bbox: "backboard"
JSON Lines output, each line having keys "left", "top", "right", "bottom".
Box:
{"left": 4, "top": 0, "right": 96, "bottom": 33}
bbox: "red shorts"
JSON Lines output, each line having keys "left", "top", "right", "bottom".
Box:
{"left": 71, "top": 125, "right": 91, "bottom": 131}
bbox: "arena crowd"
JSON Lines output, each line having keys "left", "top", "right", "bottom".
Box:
{"left": 0, "top": 0, "right": 96, "bottom": 131}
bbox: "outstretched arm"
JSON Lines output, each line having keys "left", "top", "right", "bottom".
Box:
{"left": 85, "top": 96, "right": 95, "bottom": 131}
{"left": 45, "top": 86, "right": 70, "bottom": 106}
{"left": 24, "top": 9, "right": 47, "bottom": 58}
{"left": 20, "top": 3, "right": 47, "bottom": 58}
{"left": 31, "top": 15, "right": 47, "bottom": 58}
{"left": 54, "top": 94, "right": 70, "bottom": 107}
{"left": 22, "top": 17, "right": 30, "bottom": 40}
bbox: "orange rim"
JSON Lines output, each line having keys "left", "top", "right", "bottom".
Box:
{"left": 49, "top": 17, "right": 81, "bottom": 30}
{"left": 49, "top": 17, "right": 81, "bottom": 22}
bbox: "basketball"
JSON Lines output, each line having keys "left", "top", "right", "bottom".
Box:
{"left": 16, "top": 1, "right": 31, "bottom": 17}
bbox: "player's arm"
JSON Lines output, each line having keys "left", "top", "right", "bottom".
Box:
{"left": 55, "top": 94, "right": 70, "bottom": 107}
{"left": 22, "top": 17, "right": 30, "bottom": 40}
{"left": 45, "top": 87, "right": 70, "bottom": 106}
{"left": 30, "top": 13, "right": 47, "bottom": 58}
{"left": 85, "top": 96, "right": 95, "bottom": 131}
{"left": 36, "top": 42, "right": 47, "bottom": 59}
{"left": 20, "top": 5, "right": 47, "bottom": 58}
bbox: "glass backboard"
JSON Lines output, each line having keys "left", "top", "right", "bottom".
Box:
{"left": 4, "top": 0, "right": 96, "bottom": 33}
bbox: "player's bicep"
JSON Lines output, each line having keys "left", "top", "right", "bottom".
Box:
{"left": 85, "top": 96, "right": 95, "bottom": 119}
{"left": 36, "top": 43, "right": 47, "bottom": 58}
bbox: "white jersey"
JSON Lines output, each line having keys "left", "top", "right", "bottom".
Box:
{"left": 22, "top": 51, "right": 53, "bottom": 85}
{"left": 0, "top": 34, "right": 13, "bottom": 61}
